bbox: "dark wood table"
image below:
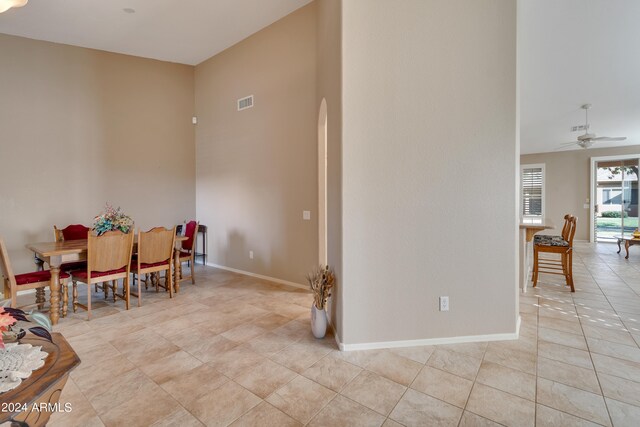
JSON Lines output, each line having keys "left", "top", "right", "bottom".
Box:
{"left": 0, "top": 333, "right": 80, "bottom": 426}
{"left": 615, "top": 234, "right": 640, "bottom": 259}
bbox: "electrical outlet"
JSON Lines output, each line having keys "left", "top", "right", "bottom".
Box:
{"left": 249, "top": 251, "right": 254, "bottom": 259}
{"left": 439, "top": 296, "right": 449, "bottom": 312}
{"left": 303, "top": 210, "right": 311, "bottom": 220}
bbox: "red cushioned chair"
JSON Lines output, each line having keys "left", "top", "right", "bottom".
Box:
{"left": 54, "top": 224, "right": 91, "bottom": 311}
{"left": 177, "top": 221, "right": 199, "bottom": 285}
{"left": 130, "top": 227, "right": 176, "bottom": 306}
{"left": 70, "top": 230, "right": 134, "bottom": 320}
{"left": 1, "top": 237, "right": 70, "bottom": 312}
{"left": 53, "top": 224, "right": 90, "bottom": 272}
{"left": 54, "top": 224, "right": 90, "bottom": 241}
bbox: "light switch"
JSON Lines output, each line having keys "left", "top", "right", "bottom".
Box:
{"left": 584, "top": 204, "right": 590, "bottom": 209}
{"left": 303, "top": 211, "right": 311, "bottom": 220}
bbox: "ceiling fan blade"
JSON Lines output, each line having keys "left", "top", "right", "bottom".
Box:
{"left": 555, "top": 143, "right": 578, "bottom": 151}
{"left": 591, "top": 136, "right": 627, "bottom": 141}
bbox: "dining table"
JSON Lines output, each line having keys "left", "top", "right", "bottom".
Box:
{"left": 519, "top": 217, "right": 554, "bottom": 293}
{"left": 25, "top": 235, "right": 188, "bottom": 325}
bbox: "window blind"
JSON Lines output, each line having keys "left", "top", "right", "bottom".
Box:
{"left": 522, "top": 167, "right": 543, "bottom": 216}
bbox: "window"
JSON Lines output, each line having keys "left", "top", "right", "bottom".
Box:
{"left": 602, "top": 188, "right": 622, "bottom": 205}
{"left": 521, "top": 164, "right": 544, "bottom": 217}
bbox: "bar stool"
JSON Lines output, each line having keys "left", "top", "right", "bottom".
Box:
{"left": 532, "top": 215, "right": 577, "bottom": 292}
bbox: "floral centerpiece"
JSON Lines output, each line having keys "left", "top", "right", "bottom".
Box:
{"left": 0, "top": 303, "right": 53, "bottom": 349}
{"left": 93, "top": 204, "right": 134, "bottom": 235}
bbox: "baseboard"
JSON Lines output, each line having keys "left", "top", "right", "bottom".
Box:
{"left": 205, "top": 262, "right": 307, "bottom": 291}
{"left": 337, "top": 316, "right": 521, "bottom": 352}
{"left": 333, "top": 326, "right": 343, "bottom": 351}
{"left": 205, "top": 263, "right": 521, "bottom": 353}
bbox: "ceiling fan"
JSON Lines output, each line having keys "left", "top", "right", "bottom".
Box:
{"left": 559, "top": 104, "right": 627, "bottom": 149}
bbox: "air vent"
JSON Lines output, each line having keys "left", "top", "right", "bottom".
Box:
{"left": 237, "top": 95, "right": 254, "bottom": 111}
{"left": 571, "top": 124, "right": 589, "bottom": 132}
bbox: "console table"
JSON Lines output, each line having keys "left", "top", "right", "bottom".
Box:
{"left": 0, "top": 333, "right": 80, "bottom": 426}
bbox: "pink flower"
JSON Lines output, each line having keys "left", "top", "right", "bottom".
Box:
{"left": 0, "top": 311, "right": 17, "bottom": 349}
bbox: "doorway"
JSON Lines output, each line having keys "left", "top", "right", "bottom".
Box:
{"left": 591, "top": 155, "right": 639, "bottom": 242}
{"left": 318, "top": 99, "right": 328, "bottom": 265}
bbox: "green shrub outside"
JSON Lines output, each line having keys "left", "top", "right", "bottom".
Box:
{"left": 601, "top": 211, "right": 628, "bottom": 218}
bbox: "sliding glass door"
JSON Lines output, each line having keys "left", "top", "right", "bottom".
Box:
{"left": 594, "top": 158, "right": 639, "bottom": 242}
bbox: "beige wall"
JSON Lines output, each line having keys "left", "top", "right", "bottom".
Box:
{"left": 521, "top": 145, "right": 640, "bottom": 241}
{"left": 194, "top": 4, "right": 318, "bottom": 284}
{"left": 0, "top": 34, "right": 195, "bottom": 273}
{"left": 316, "top": 0, "right": 342, "bottom": 336}
{"left": 341, "top": 0, "right": 518, "bottom": 345}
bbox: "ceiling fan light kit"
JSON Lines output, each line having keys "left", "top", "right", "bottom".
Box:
{"left": 0, "top": 0, "right": 27, "bottom": 14}
{"left": 560, "top": 103, "right": 627, "bottom": 150}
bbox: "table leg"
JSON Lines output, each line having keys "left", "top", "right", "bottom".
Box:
{"left": 625, "top": 241, "right": 630, "bottom": 260}
{"left": 49, "top": 265, "right": 61, "bottom": 325}
{"left": 62, "top": 285, "right": 68, "bottom": 318}
{"left": 174, "top": 249, "right": 181, "bottom": 293}
{"left": 617, "top": 238, "right": 622, "bottom": 254}
{"left": 35, "top": 288, "right": 45, "bottom": 310}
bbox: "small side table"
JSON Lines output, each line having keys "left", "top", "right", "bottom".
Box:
{"left": 0, "top": 333, "right": 80, "bottom": 427}
{"left": 615, "top": 234, "right": 640, "bottom": 259}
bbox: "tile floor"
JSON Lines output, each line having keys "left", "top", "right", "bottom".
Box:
{"left": 39, "top": 242, "right": 640, "bottom": 426}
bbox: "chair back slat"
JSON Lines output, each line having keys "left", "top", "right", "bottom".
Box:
{"left": 0, "top": 238, "right": 17, "bottom": 291}
{"left": 567, "top": 216, "right": 578, "bottom": 246}
{"left": 138, "top": 227, "right": 176, "bottom": 264}
{"left": 561, "top": 214, "right": 571, "bottom": 241}
{"left": 182, "top": 221, "right": 198, "bottom": 251}
{"left": 54, "top": 224, "right": 90, "bottom": 242}
{"left": 88, "top": 230, "right": 134, "bottom": 273}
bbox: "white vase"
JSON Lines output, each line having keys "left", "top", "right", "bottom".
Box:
{"left": 311, "top": 305, "right": 327, "bottom": 338}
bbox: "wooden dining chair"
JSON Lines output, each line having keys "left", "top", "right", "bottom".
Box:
{"left": 54, "top": 224, "right": 90, "bottom": 242}
{"left": 69, "top": 230, "right": 134, "bottom": 320}
{"left": 1, "top": 237, "right": 70, "bottom": 311}
{"left": 532, "top": 215, "right": 577, "bottom": 292}
{"left": 54, "top": 224, "right": 92, "bottom": 313}
{"left": 177, "top": 221, "right": 199, "bottom": 285}
{"left": 131, "top": 227, "right": 176, "bottom": 305}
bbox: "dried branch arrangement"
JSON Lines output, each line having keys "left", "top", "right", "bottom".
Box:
{"left": 307, "top": 265, "right": 335, "bottom": 310}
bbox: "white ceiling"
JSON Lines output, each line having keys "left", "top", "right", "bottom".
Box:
{"left": 2, "top": 0, "right": 638, "bottom": 154}
{"left": 0, "top": 0, "right": 312, "bottom": 65}
{"left": 519, "top": 0, "right": 640, "bottom": 154}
